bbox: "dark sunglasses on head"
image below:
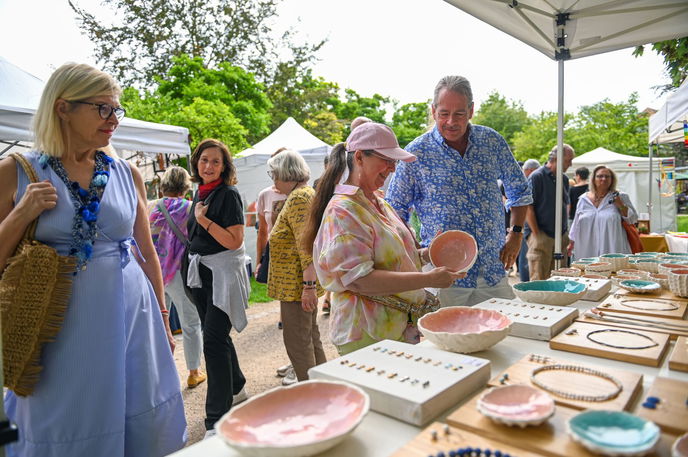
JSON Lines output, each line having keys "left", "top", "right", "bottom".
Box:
{"left": 71, "top": 101, "right": 126, "bottom": 121}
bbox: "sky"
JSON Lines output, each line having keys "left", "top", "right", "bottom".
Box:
{"left": 0, "top": 0, "right": 674, "bottom": 116}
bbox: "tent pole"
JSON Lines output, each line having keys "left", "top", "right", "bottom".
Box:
{"left": 554, "top": 59, "right": 564, "bottom": 269}
{"left": 648, "top": 142, "right": 653, "bottom": 229}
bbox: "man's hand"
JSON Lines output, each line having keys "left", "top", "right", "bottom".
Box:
{"left": 500, "top": 232, "right": 522, "bottom": 269}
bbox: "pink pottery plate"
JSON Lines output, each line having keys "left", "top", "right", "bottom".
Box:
{"left": 477, "top": 384, "right": 556, "bottom": 427}
{"left": 418, "top": 307, "right": 512, "bottom": 353}
{"left": 216, "top": 380, "right": 369, "bottom": 457}
{"left": 429, "top": 230, "right": 478, "bottom": 273}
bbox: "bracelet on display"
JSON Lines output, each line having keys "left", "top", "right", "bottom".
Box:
{"left": 530, "top": 363, "right": 623, "bottom": 402}
{"left": 426, "top": 446, "right": 515, "bottom": 457}
{"left": 585, "top": 328, "right": 659, "bottom": 350}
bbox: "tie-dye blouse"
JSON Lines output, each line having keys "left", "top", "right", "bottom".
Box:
{"left": 313, "top": 184, "right": 426, "bottom": 346}
{"left": 148, "top": 197, "right": 192, "bottom": 285}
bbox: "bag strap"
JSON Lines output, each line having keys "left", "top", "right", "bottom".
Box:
{"left": 10, "top": 153, "right": 40, "bottom": 241}
{"left": 157, "top": 199, "right": 190, "bottom": 248}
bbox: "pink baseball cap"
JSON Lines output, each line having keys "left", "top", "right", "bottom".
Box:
{"left": 346, "top": 123, "right": 416, "bottom": 162}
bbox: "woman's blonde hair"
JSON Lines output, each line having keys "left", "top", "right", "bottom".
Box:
{"left": 33, "top": 63, "right": 121, "bottom": 158}
{"left": 160, "top": 166, "right": 192, "bottom": 196}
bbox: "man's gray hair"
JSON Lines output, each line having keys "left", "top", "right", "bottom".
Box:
{"left": 548, "top": 143, "right": 575, "bottom": 160}
{"left": 522, "top": 158, "right": 540, "bottom": 171}
{"left": 433, "top": 75, "right": 473, "bottom": 107}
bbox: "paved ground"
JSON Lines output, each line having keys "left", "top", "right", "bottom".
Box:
{"left": 172, "top": 299, "right": 338, "bottom": 446}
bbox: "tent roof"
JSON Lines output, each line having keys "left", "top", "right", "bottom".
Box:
{"left": 572, "top": 146, "right": 674, "bottom": 170}
{"left": 443, "top": 1, "right": 688, "bottom": 61}
{"left": 649, "top": 77, "right": 688, "bottom": 144}
{"left": 0, "top": 56, "right": 191, "bottom": 156}
{"left": 238, "top": 117, "right": 330, "bottom": 158}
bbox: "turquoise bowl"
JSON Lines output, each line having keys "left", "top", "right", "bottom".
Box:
{"left": 512, "top": 280, "right": 587, "bottom": 306}
{"left": 568, "top": 410, "right": 660, "bottom": 456}
{"left": 580, "top": 257, "right": 600, "bottom": 262}
{"left": 618, "top": 279, "right": 661, "bottom": 294}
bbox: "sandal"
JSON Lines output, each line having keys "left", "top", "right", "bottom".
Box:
{"left": 322, "top": 299, "right": 331, "bottom": 316}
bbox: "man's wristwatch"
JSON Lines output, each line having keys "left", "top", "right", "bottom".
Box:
{"left": 510, "top": 225, "right": 523, "bottom": 234}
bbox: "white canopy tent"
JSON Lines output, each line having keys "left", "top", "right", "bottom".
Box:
{"left": 0, "top": 56, "right": 191, "bottom": 156}
{"left": 234, "top": 117, "right": 331, "bottom": 262}
{"left": 649, "top": 77, "right": 688, "bottom": 144}
{"left": 572, "top": 147, "right": 676, "bottom": 233}
{"left": 443, "top": 0, "right": 688, "bottom": 264}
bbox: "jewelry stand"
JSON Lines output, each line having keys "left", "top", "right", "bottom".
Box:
{"left": 307, "top": 340, "right": 490, "bottom": 426}
{"left": 474, "top": 298, "right": 578, "bottom": 341}
{"left": 634, "top": 377, "right": 688, "bottom": 436}
{"left": 669, "top": 336, "right": 688, "bottom": 372}
{"left": 549, "top": 321, "right": 670, "bottom": 367}
{"left": 488, "top": 353, "right": 642, "bottom": 411}
{"left": 548, "top": 275, "right": 612, "bottom": 301}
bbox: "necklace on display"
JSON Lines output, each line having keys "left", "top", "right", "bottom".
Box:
{"left": 586, "top": 328, "right": 659, "bottom": 350}
{"left": 617, "top": 298, "right": 680, "bottom": 312}
{"left": 530, "top": 363, "right": 623, "bottom": 402}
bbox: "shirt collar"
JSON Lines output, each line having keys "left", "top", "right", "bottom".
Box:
{"left": 431, "top": 124, "right": 474, "bottom": 151}
{"left": 334, "top": 184, "right": 359, "bottom": 195}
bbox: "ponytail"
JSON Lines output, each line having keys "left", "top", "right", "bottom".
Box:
{"left": 302, "top": 143, "right": 353, "bottom": 255}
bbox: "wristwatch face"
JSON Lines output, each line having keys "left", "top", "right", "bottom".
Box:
{"left": 511, "top": 225, "right": 523, "bottom": 233}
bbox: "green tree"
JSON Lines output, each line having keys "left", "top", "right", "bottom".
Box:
{"left": 472, "top": 91, "right": 531, "bottom": 146}
{"left": 391, "top": 101, "right": 431, "bottom": 147}
{"left": 633, "top": 37, "right": 688, "bottom": 92}
{"left": 331, "top": 89, "right": 390, "bottom": 135}
{"left": 511, "top": 111, "right": 566, "bottom": 162}
{"left": 303, "top": 111, "right": 346, "bottom": 145}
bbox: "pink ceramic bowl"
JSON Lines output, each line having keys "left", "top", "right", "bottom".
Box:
{"left": 429, "top": 230, "right": 478, "bottom": 273}
{"left": 477, "top": 384, "right": 555, "bottom": 427}
{"left": 418, "top": 307, "right": 512, "bottom": 353}
{"left": 216, "top": 380, "right": 369, "bottom": 457}
{"left": 673, "top": 433, "right": 688, "bottom": 457}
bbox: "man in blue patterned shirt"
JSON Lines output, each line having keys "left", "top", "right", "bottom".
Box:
{"left": 387, "top": 75, "right": 532, "bottom": 306}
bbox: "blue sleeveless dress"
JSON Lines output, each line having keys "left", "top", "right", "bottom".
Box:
{"left": 5, "top": 152, "right": 187, "bottom": 457}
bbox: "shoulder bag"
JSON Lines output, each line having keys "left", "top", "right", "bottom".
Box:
{"left": 156, "top": 199, "right": 190, "bottom": 248}
{"left": 621, "top": 219, "right": 644, "bottom": 254}
{"left": 0, "top": 153, "right": 76, "bottom": 396}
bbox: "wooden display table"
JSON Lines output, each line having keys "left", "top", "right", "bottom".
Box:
{"left": 640, "top": 234, "right": 669, "bottom": 252}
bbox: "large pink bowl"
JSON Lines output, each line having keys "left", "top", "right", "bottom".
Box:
{"left": 418, "top": 307, "right": 512, "bottom": 353}
{"left": 429, "top": 230, "right": 478, "bottom": 273}
{"left": 216, "top": 380, "right": 369, "bottom": 457}
{"left": 477, "top": 384, "right": 556, "bottom": 427}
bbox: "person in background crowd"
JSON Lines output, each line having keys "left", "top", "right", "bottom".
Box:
{"left": 568, "top": 165, "right": 638, "bottom": 259}
{"left": 267, "top": 150, "right": 327, "bottom": 383}
{"left": 387, "top": 75, "right": 532, "bottom": 307}
{"left": 568, "top": 166, "right": 590, "bottom": 227}
{"left": 148, "top": 166, "right": 205, "bottom": 389}
{"left": 517, "top": 158, "right": 540, "bottom": 281}
{"left": 0, "top": 62, "right": 186, "bottom": 456}
{"left": 525, "top": 145, "right": 575, "bottom": 280}
{"left": 184, "top": 139, "right": 249, "bottom": 438}
{"left": 304, "top": 123, "right": 465, "bottom": 355}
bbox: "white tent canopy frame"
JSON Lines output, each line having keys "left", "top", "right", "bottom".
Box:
{"left": 0, "top": 56, "right": 191, "bottom": 156}
{"left": 444, "top": 0, "right": 688, "bottom": 266}
{"left": 649, "top": 77, "right": 688, "bottom": 144}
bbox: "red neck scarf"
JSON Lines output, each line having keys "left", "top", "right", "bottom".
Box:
{"left": 198, "top": 178, "right": 222, "bottom": 200}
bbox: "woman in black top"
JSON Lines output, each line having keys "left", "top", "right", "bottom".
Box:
{"left": 185, "top": 139, "right": 249, "bottom": 436}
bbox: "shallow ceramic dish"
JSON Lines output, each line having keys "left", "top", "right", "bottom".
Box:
{"left": 611, "top": 275, "right": 642, "bottom": 287}
{"left": 672, "top": 433, "right": 688, "bottom": 457}
{"left": 551, "top": 267, "right": 581, "bottom": 277}
{"left": 617, "top": 269, "right": 650, "bottom": 278}
{"left": 216, "top": 380, "right": 369, "bottom": 457}
{"left": 567, "top": 410, "right": 660, "bottom": 457}
{"left": 617, "top": 279, "right": 661, "bottom": 294}
{"left": 585, "top": 262, "right": 613, "bottom": 277}
{"left": 571, "top": 260, "right": 596, "bottom": 271}
{"left": 418, "top": 307, "right": 511, "bottom": 353}
{"left": 512, "top": 280, "right": 587, "bottom": 306}
{"left": 581, "top": 274, "right": 607, "bottom": 279}
{"left": 429, "top": 230, "right": 478, "bottom": 273}
{"left": 477, "top": 384, "right": 555, "bottom": 428}
{"left": 600, "top": 253, "right": 629, "bottom": 272}
{"left": 647, "top": 273, "right": 669, "bottom": 289}
{"left": 580, "top": 257, "right": 600, "bottom": 262}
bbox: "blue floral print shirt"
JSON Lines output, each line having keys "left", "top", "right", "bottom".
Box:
{"left": 387, "top": 125, "right": 532, "bottom": 288}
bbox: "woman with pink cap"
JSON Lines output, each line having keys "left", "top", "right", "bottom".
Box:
{"left": 302, "top": 123, "right": 465, "bottom": 355}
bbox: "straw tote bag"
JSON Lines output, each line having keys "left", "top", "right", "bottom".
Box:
{"left": 0, "top": 153, "right": 76, "bottom": 396}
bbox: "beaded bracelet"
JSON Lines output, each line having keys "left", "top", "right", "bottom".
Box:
{"left": 530, "top": 363, "right": 623, "bottom": 402}
{"left": 427, "top": 447, "right": 513, "bottom": 457}
{"left": 160, "top": 309, "right": 169, "bottom": 315}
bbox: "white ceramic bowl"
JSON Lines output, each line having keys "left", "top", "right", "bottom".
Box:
{"left": 669, "top": 269, "right": 688, "bottom": 298}
{"left": 659, "top": 263, "right": 688, "bottom": 276}
{"left": 611, "top": 275, "right": 642, "bottom": 287}
{"left": 551, "top": 267, "right": 581, "bottom": 277}
{"left": 512, "top": 280, "right": 587, "bottom": 306}
{"left": 600, "top": 254, "right": 629, "bottom": 272}
{"left": 617, "top": 269, "right": 650, "bottom": 278}
{"left": 672, "top": 433, "right": 688, "bottom": 457}
{"left": 571, "top": 260, "right": 596, "bottom": 271}
{"left": 216, "top": 380, "right": 369, "bottom": 457}
{"left": 617, "top": 279, "right": 661, "bottom": 294}
{"left": 418, "top": 307, "right": 512, "bottom": 353}
{"left": 632, "top": 258, "right": 661, "bottom": 273}
{"left": 585, "top": 262, "right": 613, "bottom": 277}
{"left": 647, "top": 273, "right": 669, "bottom": 290}
{"left": 477, "top": 384, "right": 555, "bottom": 428}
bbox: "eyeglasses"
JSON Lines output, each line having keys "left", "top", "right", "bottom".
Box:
{"left": 71, "top": 101, "right": 126, "bottom": 121}
{"left": 596, "top": 175, "right": 612, "bottom": 179}
{"left": 369, "top": 151, "right": 398, "bottom": 166}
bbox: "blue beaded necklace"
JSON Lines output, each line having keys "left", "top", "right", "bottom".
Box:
{"left": 39, "top": 151, "right": 113, "bottom": 272}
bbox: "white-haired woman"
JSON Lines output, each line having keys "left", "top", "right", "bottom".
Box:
{"left": 267, "top": 150, "right": 326, "bottom": 383}
{"left": 0, "top": 63, "right": 185, "bottom": 456}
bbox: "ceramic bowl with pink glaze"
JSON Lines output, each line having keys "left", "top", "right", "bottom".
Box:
{"left": 418, "top": 307, "right": 512, "bottom": 353}
{"left": 672, "top": 433, "right": 688, "bottom": 457}
{"left": 429, "top": 230, "right": 478, "bottom": 273}
{"left": 215, "top": 380, "right": 369, "bottom": 457}
{"left": 551, "top": 267, "right": 581, "bottom": 277}
{"left": 477, "top": 384, "right": 556, "bottom": 427}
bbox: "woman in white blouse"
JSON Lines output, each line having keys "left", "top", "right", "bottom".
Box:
{"left": 567, "top": 165, "right": 638, "bottom": 259}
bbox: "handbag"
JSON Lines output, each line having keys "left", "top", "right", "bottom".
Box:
{"left": 622, "top": 219, "right": 644, "bottom": 254}
{"left": 0, "top": 153, "right": 76, "bottom": 396}
{"left": 255, "top": 242, "right": 270, "bottom": 284}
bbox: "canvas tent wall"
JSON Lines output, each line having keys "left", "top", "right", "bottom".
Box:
{"left": 234, "top": 117, "right": 331, "bottom": 262}
{"left": 571, "top": 147, "right": 676, "bottom": 233}
{"left": 649, "top": 78, "right": 688, "bottom": 145}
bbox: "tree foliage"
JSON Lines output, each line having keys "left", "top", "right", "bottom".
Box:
{"left": 472, "top": 91, "right": 530, "bottom": 146}
{"left": 511, "top": 111, "right": 564, "bottom": 163}
{"left": 392, "top": 101, "right": 431, "bottom": 147}
{"left": 633, "top": 37, "right": 688, "bottom": 92}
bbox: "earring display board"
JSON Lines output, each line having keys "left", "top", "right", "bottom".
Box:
{"left": 474, "top": 298, "right": 579, "bottom": 341}
{"left": 389, "top": 422, "right": 544, "bottom": 457}
{"left": 307, "top": 340, "right": 490, "bottom": 426}
{"left": 549, "top": 321, "right": 670, "bottom": 367}
{"left": 634, "top": 377, "right": 688, "bottom": 436}
{"left": 488, "top": 353, "right": 642, "bottom": 411}
{"left": 576, "top": 309, "right": 688, "bottom": 340}
{"left": 669, "top": 336, "right": 688, "bottom": 372}
{"left": 548, "top": 275, "right": 612, "bottom": 301}
{"left": 597, "top": 293, "right": 688, "bottom": 320}
{"left": 446, "top": 392, "right": 675, "bottom": 457}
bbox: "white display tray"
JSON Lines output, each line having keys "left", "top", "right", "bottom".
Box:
{"left": 548, "top": 275, "right": 612, "bottom": 301}
{"left": 308, "top": 340, "right": 490, "bottom": 426}
{"left": 474, "top": 298, "right": 579, "bottom": 341}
